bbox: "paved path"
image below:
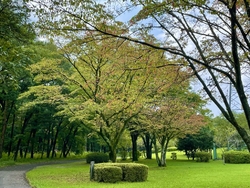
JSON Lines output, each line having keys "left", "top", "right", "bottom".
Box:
{"left": 0, "top": 160, "right": 83, "bottom": 188}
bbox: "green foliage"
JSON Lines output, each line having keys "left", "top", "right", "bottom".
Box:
{"left": 120, "top": 150, "right": 128, "bottom": 160}
{"left": 94, "top": 163, "right": 148, "bottom": 183}
{"left": 86, "top": 152, "right": 109, "bottom": 163}
{"left": 224, "top": 151, "right": 250, "bottom": 164}
{"left": 213, "top": 114, "right": 247, "bottom": 150}
{"left": 177, "top": 126, "right": 214, "bottom": 158}
{"left": 94, "top": 165, "right": 122, "bottom": 183}
{"left": 195, "top": 152, "right": 211, "bottom": 162}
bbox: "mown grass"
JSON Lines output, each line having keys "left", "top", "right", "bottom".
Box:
{"left": 26, "top": 152, "right": 250, "bottom": 188}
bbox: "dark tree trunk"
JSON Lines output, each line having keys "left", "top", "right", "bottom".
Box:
{"left": 142, "top": 132, "right": 153, "bottom": 159}
{"left": 46, "top": 124, "right": 52, "bottom": 158}
{"left": 8, "top": 113, "right": 15, "bottom": 156}
{"left": 130, "top": 131, "right": 139, "bottom": 161}
{"left": 24, "top": 129, "right": 33, "bottom": 159}
{"left": 0, "top": 101, "right": 8, "bottom": 159}
{"left": 51, "top": 127, "right": 60, "bottom": 158}
{"left": 30, "top": 129, "right": 37, "bottom": 159}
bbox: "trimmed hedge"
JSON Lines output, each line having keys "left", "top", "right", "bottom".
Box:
{"left": 195, "top": 152, "right": 211, "bottom": 162}
{"left": 94, "top": 163, "right": 148, "bottom": 183}
{"left": 224, "top": 151, "right": 250, "bottom": 164}
{"left": 86, "top": 152, "right": 109, "bottom": 164}
{"left": 94, "top": 166, "right": 122, "bottom": 183}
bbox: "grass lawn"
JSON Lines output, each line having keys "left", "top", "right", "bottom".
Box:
{"left": 26, "top": 153, "right": 250, "bottom": 188}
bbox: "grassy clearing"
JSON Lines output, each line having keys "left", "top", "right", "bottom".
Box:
{"left": 27, "top": 154, "right": 250, "bottom": 188}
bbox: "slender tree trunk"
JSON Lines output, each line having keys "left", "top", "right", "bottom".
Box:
{"left": 8, "top": 113, "right": 15, "bottom": 157}
{"left": 51, "top": 128, "right": 59, "bottom": 158}
{"left": 46, "top": 124, "right": 52, "bottom": 158}
{"left": 0, "top": 101, "right": 8, "bottom": 158}
{"left": 64, "top": 127, "right": 78, "bottom": 158}
{"left": 24, "top": 129, "right": 33, "bottom": 159}
{"left": 152, "top": 136, "right": 161, "bottom": 166}
{"left": 51, "top": 119, "right": 63, "bottom": 158}
{"left": 40, "top": 137, "right": 45, "bottom": 159}
{"left": 30, "top": 129, "right": 37, "bottom": 159}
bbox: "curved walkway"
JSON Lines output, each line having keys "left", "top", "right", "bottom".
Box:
{"left": 0, "top": 160, "right": 83, "bottom": 188}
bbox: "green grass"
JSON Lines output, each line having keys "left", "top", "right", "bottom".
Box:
{"left": 26, "top": 154, "right": 250, "bottom": 188}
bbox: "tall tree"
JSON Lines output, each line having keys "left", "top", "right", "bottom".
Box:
{"left": 0, "top": 0, "right": 35, "bottom": 158}
{"left": 31, "top": 0, "right": 250, "bottom": 152}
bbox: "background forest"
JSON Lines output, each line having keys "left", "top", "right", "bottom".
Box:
{"left": 1, "top": 0, "right": 250, "bottom": 166}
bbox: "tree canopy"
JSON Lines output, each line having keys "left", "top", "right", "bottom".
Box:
{"left": 27, "top": 0, "right": 250, "bottom": 151}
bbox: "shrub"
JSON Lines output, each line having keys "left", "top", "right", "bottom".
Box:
{"left": 122, "top": 163, "right": 148, "bottom": 182}
{"left": 195, "top": 152, "right": 211, "bottom": 162}
{"left": 94, "top": 166, "right": 122, "bottom": 183}
{"left": 94, "top": 163, "right": 148, "bottom": 183}
{"left": 224, "top": 151, "right": 250, "bottom": 164}
{"left": 86, "top": 152, "right": 109, "bottom": 163}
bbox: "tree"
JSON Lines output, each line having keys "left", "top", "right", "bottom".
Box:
{"left": 177, "top": 126, "right": 214, "bottom": 160}
{"left": 21, "top": 34, "right": 177, "bottom": 162}
{"left": 30, "top": 0, "right": 250, "bottom": 152}
{"left": 0, "top": 0, "right": 35, "bottom": 158}
{"left": 14, "top": 42, "right": 80, "bottom": 160}
{"left": 145, "top": 95, "right": 205, "bottom": 167}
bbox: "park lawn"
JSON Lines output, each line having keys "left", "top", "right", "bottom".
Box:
{"left": 27, "top": 157, "right": 250, "bottom": 188}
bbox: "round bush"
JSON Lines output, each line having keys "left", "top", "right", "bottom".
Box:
{"left": 224, "top": 151, "right": 250, "bottom": 164}
{"left": 86, "top": 152, "right": 109, "bottom": 163}
{"left": 195, "top": 152, "right": 211, "bottom": 162}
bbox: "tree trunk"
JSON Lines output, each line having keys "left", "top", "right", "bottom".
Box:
{"left": 51, "top": 128, "right": 59, "bottom": 158}
{"left": 235, "top": 125, "right": 250, "bottom": 152}
{"left": 51, "top": 119, "right": 62, "bottom": 158}
{"left": 153, "top": 134, "right": 169, "bottom": 167}
{"left": 30, "top": 129, "right": 37, "bottom": 159}
{"left": 159, "top": 149, "right": 167, "bottom": 167}
{"left": 142, "top": 132, "right": 153, "bottom": 159}
{"left": 0, "top": 102, "right": 8, "bottom": 158}
{"left": 153, "top": 137, "right": 161, "bottom": 166}
{"left": 131, "top": 131, "right": 139, "bottom": 161}
{"left": 46, "top": 124, "right": 52, "bottom": 158}
{"left": 109, "top": 146, "right": 117, "bottom": 162}
{"left": 24, "top": 129, "right": 33, "bottom": 159}
{"left": 8, "top": 113, "right": 15, "bottom": 157}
